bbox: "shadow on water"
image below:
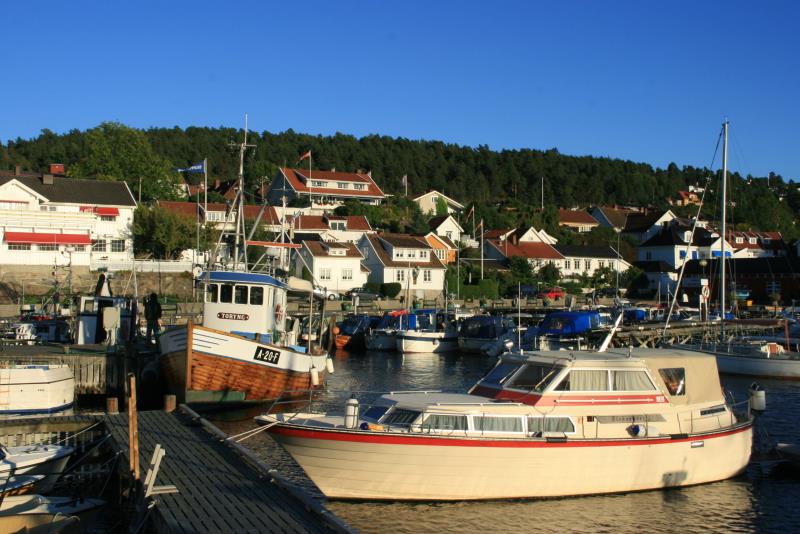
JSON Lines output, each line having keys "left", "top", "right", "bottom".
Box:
{"left": 211, "top": 351, "right": 800, "bottom": 533}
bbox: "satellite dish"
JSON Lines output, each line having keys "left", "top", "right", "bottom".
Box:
{"left": 192, "top": 265, "right": 203, "bottom": 279}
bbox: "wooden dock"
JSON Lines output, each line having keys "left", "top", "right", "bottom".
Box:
{"left": 103, "top": 407, "right": 353, "bottom": 533}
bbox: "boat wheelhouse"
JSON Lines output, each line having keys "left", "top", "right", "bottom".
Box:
{"left": 159, "top": 271, "right": 330, "bottom": 404}
{"left": 364, "top": 310, "right": 406, "bottom": 351}
{"left": 395, "top": 309, "right": 459, "bottom": 353}
{"left": 257, "top": 347, "right": 753, "bottom": 500}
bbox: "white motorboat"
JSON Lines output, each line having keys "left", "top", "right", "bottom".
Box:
{"left": 0, "top": 495, "right": 104, "bottom": 532}
{"left": 0, "top": 364, "right": 74, "bottom": 415}
{"left": 364, "top": 311, "right": 406, "bottom": 351}
{"left": 257, "top": 347, "right": 754, "bottom": 500}
{"left": 1, "top": 444, "right": 74, "bottom": 494}
{"left": 458, "top": 314, "right": 523, "bottom": 354}
{"left": 679, "top": 340, "right": 800, "bottom": 379}
{"left": 394, "top": 309, "right": 459, "bottom": 354}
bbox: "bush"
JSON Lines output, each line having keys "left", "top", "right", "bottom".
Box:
{"left": 459, "top": 279, "right": 499, "bottom": 299}
{"left": 381, "top": 282, "right": 402, "bottom": 298}
{"left": 365, "top": 282, "right": 382, "bottom": 294}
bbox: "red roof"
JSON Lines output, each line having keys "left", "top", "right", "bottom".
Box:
{"left": 281, "top": 168, "right": 384, "bottom": 199}
{"left": 726, "top": 230, "right": 785, "bottom": 251}
{"left": 293, "top": 215, "right": 372, "bottom": 231}
{"left": 486, "top": 239, "right": 563, "bottom": 260}
{"left": 558, "top": 209, "right": 598, "bottom": 226}
{"left": 4, "top": 232, "right": 91, "bottom": 245}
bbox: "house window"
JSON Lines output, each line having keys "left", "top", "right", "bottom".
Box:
{"left": 445, "top": 231, "right": 453, "bottom": 240}
{"left": 598, "top": 260, "right": 605, "bottom": 268}
{"left": 354, "top": 183, "right": 366, "bottom": 190}
{"left": 584, "top": 259, "right": 591, "bottom": 270}
{"left": 420, "top": 250, "right": 428, "bottom": 259}
{"left": 564, "top": 260, "right": 571, "bottom": 270}
{"left": 679, "top": 251, "right": 686, "bottom": 259}
{"left": 37, "top": 244, "right": 58, "bottom": 251}
{"left": 311, "top": 180, "right": 326, "bottom": 187}
{"left": 8, "top": 243, "right": 30, "bottom": 251}
{"left": 396, "top": 270, "right": 405, "bottom": 282}
{"left": 111, "top": 240, "right": 126, "bottom": 252}
{"left": 342, "top": 268, "right": 353, "bottom": 280}
{"left": 100, "top": 215, "right": 116, "bottom": 221}
{"left": 748, "top": 237, "right": 757, "bottom": 244}
{"left": 735, "top": 237, "right": 743, "bottom": 244}
{"left": 320, "top": 268, "right": 331, "bottom": 281}
{"left": 337, "top": 182, "right": 348, "bottom": 189}
{"left": 396, "top": 249, "right": 405, "bottom": 259}
{"left": 92, "top": 240, "right": 106, "bottom": 252}
{"left": 408, "top": 250, "right": 416, "bottom": 259}
{"left": 436, "top": 249, "right": 446, "bottom": 260}
{"left": 645, "top": 252, "right": 652, "bottom": 260}
{"left": 423, "top": 270, "right": 432, "bottom": 282}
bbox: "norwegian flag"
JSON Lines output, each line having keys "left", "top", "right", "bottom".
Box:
{"left": 476, "top": 218, "right": 484, "bottom": 235}
{"left": 297, "top": 150, "right": 311, "bottom": 162}
{"left": 465, "top": 204, "right": 475, "bottom": 222}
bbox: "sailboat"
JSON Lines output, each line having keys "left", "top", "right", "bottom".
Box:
{"left": 676, "top": 121, "right": 800, "bottom": 379}
{"left": 159, "top": 117, "right": 333, "bottom": 404}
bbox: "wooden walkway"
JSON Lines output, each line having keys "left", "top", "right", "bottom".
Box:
{"left": 103, "top": 409, "right": 353, "bottom": 534}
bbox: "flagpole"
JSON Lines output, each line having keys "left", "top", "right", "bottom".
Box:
{"left": 480, "top": 219, "right": 484, "bottom": 280}
{"left": 203, "top": 157, "right": 208, "bottom": 221}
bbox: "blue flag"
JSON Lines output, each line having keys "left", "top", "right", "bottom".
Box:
{"left": 176, "top": 162, "right": 205, "bottom": 173}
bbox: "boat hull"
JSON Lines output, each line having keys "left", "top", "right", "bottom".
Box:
{"left": 0, "top": 365, "right": 74, "bottom": 415}
{"left": 396, "top": 332, "right": 458, "bottom": 354}
{"left": 715, "top": 352, "right": 800, "bottom": 379}
{"left": 364, "top": 331, "right": 397, "bottom": 351}
{"left": 159, "top": 324, "right": 328, "bottom": 404}
{"left": 268, "top": 423, "right": 752, "bottom": 500}
{"left": 457, "top": 337, "right": 495, "bottom": 354}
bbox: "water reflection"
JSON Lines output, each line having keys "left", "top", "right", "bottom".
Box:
{"left": 212, "top": 352, "right": 800, "bottom": 533}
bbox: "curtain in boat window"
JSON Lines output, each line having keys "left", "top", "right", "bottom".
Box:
{"left": 527, "top": 416, "right": 574, "bottom": 433}
{"left": 422, "top": 414, "right": 467, "bottom": 432}
{"left": 473, "top": 416, "right": 523, "bottom": 433}
{"left": 612, "top": 371, "right": 655, "bottom": 391}
{"left": 564, "top": 370, "right": 609, "bottom": 391}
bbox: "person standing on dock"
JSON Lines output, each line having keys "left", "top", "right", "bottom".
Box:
{"left": 145, "top": 292, "right": 162, "bottom": 344}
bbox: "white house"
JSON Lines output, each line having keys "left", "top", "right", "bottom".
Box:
{"left": 0, "top": 168, "right": 136, "bottom": 269}
{"left": 358, "top": 233, "right": 447, "bottom": 300}
{"left": 726, "top": 230, "right": 786, "bottom": 258}
{"left": 293, "top": 240, "right": 368, "bottom": 296}
{"left": 267, "top": 167, "right": 385, "bottom": 212}
{"left": 427, "top": 215, "right": 463, "bottom": 244}
{"left": 412, "top": 190, "right": 464, "bottom": 216}
{"left": 638, "top": 226, "right": 734, "bottom": 269}
{"left": 291, "top": 214, "right": 374, "bottom": 243}
{"left": 552, "top": 245, "right": 631, "bottom": 279}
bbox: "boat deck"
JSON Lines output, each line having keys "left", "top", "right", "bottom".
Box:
{"left": 103, "top": 408, "right": 353, "bottom": 533}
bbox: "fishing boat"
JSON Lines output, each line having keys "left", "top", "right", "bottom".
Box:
{"left": 364, "top": 310, "right": 406, "bottom": 351}
{"left": 0, "top": 495, "right": 105, "bottom": 532}
{"left": 395, "top": 309, "right": 459, "bottom": 354}
{"left": 158, "top": 119, "right": 332, "bottom": 405}
{"left": 333, "top": 315, "right": 376, "bottom": 351}
{"left": 256, "top": 346, "right": 754, "bottom": 500}
{"left": 0, "top": 364, "right": 74, "bottom": 415}
{"left": 1, "top": 444, "right": 74, "bottom": 494}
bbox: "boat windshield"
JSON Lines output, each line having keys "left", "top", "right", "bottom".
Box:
{"left": 507, "top": 363, "right": 563, "bottom": 392}
{"left": 380, "top": 408, "right": 421, "bottom": 428}
{"left": 480, "top": 361, "right": 523, "bottom": 387}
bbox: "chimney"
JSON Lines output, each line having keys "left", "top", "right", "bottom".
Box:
{"left": 367, "top": 170, "right": 372, "bottom": 178}
{"left": 330, "top": 167, "right": 335, "bottom": 172}
{"left": 42, "top": 174, "right": 54, "bottom": 185}
{"left": 49, "top": 163, "right": 65, "bottom": 175}
{"left": 14, "top": 165, "right": 21, "bottom": 176}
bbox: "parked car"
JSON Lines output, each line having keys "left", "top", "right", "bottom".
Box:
{"left": 345, "top": 287, "right": 382, "bottom": 302}
{"left": 313, "top": 286, "right": 340, "bottom": 300}
{"left": 537, "top": 287, "right": 565, "bottom": 301}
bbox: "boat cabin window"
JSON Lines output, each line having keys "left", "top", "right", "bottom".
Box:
{"left": 206, "top": 283, "right": 218, "bottom": 303}
{"left": 554, "top": 370, "right": 609, "bottom": 391}
{"left": 481, "top": 361, "right": 522, "bottom": 387}
{"left": 250, "top": 286, "right": 264, "bottom": 305}
{"left": 508, "top": 364, "right": 562, "bottom": 392}
{"left": 612, "top": 370, "right": 657, "bottom": 391}
{"left": 527, "top": 416, "right": 575, "bottom": 434}
{"left": 362, "top": 405, "right": 391, "bottom": 421}
{"left": 234, "top": 285, "right": 248, "bottom": 304}
{"left": 381, "top": 408, "right": 421, "bottom": 428}
{"left": 422, "top": 414, "right": 467, "bottom": 432}
{"left": 658, "top": 368, "right": 686, "bottom": 396}
{"left": 83, "top": 299, "right": 95, "bottom": 313}
{"left": 473, "top": 415, "right": 523, "bottom": 433}
{"left": 220, "top": 284, "right": 234, "bottom": 303}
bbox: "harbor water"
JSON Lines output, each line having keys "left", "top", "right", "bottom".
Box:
{"left": 213, "top": 350, "right": 800, "bottom": 534}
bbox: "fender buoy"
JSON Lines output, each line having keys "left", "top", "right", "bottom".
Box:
{"left": 274, "top": 304, "right": 283, "bottom": 323}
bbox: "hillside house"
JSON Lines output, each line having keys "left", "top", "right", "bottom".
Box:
{"left": 558, "top": 209, "right": 599, "bottom": 233}
{"left": 412, "top": 190, "right": 464, "bottom": 216}
{"left": 267, "top": 168, "right": 384, "bottom": 212}
{"left": 292, "top": 240, "right": 368, "bottom": 296}
{"left": 358, "top": 233, "right": 446, "bottom": 300}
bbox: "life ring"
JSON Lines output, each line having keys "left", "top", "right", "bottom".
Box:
{"left": 274, "top": 304, "right": 284, "bottom": 323}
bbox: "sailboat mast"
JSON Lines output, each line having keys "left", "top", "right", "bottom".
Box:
{"left": 720, "top": 120, "right": 729, "bottom": 337}
{"left": 233, "top": 114, "right": 255, "bottom": 270}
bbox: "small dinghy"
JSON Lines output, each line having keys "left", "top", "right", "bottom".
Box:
{"left": 0, "top": 444, "right": 74, "bottom": 494}
{"left": 0, "top": 495, "right": 105, "bottom": 533}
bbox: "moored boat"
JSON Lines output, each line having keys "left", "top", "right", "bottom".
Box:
{"left": 1, "top": 444, "right": 74, "bottom": 494}
{"left": 457, "top": 314, "right": 520, "bottom": 354}
{"left": 364, "top": 310, "right": 406, "bottom": 351}
{"left": 0, "top": 495, "right": 105, "bottom": 532}
{"left": 0, "top": 364, "right": 74, "bottom": 415}
{"left": 395, "top": 309, "right": 459, "bottom": 354}
{"left": 257, "top": 347, "right": 754, "bottom": 501}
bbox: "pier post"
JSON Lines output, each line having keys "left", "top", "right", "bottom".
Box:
{"left": 128, "top": 373, "right": 139, "bottom": 481}
{"left": 106, "top": 397, "right": 119, "bottom": 414}
{"left": 163, "top": 394, "right": 176, "bottom": 413}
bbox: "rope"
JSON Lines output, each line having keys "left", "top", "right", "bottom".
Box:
{"left": 226, "top": 420, "right": 280, "bottom": 443}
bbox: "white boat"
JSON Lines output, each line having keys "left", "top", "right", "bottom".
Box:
{"left": 364, "top": 311, "right": 405, "bottom": 351}
{"left": 1, "top": 444, "right": 74, "bottom": 494}
{"left": 0, "top": 364, "right": 74, "bottom": 415}
{"left": 395, "top": 309, "right": 459, "bottom": 353}
{"left": 257, "top": 347, "right": 753, "bottom": 500}
{"left": 458, "top": 314, "right": 523, "bottom": 354}
{"left": 0, "top": 495, "right": 104, "bottom": 533}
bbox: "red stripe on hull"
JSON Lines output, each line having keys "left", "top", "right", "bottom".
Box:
{"left": 161, "top": 350, "right": 322, "bottom": 401}
{"left": 269, "top": 422, "right": 752, "bottom": 448}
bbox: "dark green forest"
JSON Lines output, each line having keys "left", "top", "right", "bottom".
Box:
{"left": 2, "top": 122, "right": 798, "bottom": 238}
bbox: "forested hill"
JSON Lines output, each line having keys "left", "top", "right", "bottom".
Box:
{"left": 1, "top": 122, "right": 798, "bottom": 237}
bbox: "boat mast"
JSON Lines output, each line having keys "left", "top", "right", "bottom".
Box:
{"left": 720, "top": 120, "right": 728, "bottom": 338}
{"left": 233, "top": 114, "right": 256, "bottom": 271}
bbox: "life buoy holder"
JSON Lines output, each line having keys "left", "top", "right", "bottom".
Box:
{"left": 274, "top": 304, "right": 284, "bottom": 323}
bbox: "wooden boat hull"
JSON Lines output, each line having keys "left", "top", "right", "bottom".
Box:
{"left": 159, "top": 324, "right": 328, "bottom": 404}
{"left": 267, "top": 422, "right": 753, "bottom": 500}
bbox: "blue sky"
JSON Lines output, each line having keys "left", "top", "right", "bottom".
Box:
{"left": 2, "top": 1, "right": 798, "bottom": 180}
